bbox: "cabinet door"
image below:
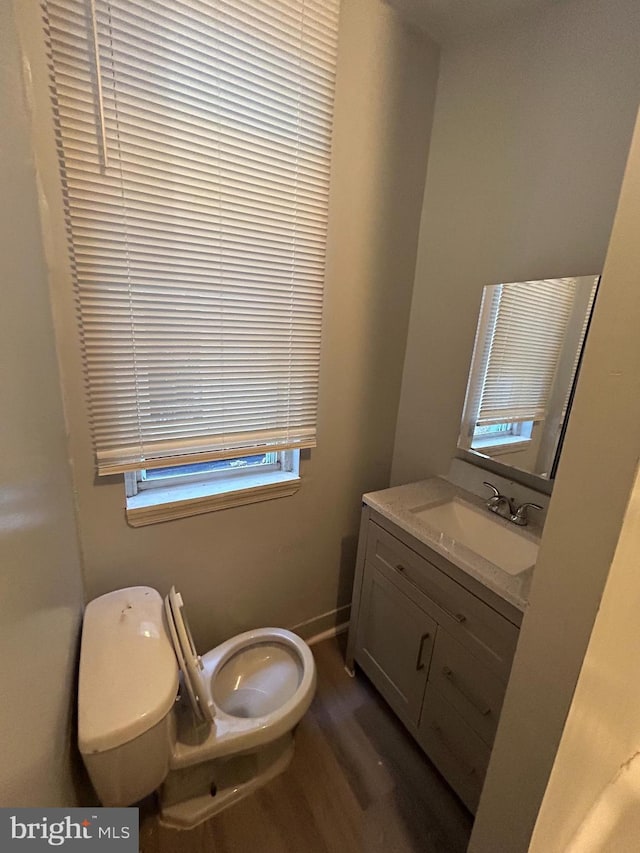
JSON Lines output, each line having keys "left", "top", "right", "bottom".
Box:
{"left": 356, "top": 563, "right": 436, "bottom": 726}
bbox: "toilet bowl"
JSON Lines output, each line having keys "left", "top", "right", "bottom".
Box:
{"left": 78, "top": 586, "right": 316, "bottom": 828}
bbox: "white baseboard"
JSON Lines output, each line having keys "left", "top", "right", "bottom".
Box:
{"left": 290, "top": 604, "right": 351, "bottom": 643}
{"left": 305, "top": 621, "right": 350, "bottom": 647}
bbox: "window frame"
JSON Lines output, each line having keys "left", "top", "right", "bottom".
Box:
{"left": 470, "top": 420, "right": 535, "bottom": 452}
{"left": 129, "top": 451, "right": 282, "bottom": 495}
{"left": 124, "top": 449, "right": 301, "bottom": 526}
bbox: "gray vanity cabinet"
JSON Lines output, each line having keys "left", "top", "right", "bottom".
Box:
{"left": 347, "top": 505, "right": 522, "bottom": 813}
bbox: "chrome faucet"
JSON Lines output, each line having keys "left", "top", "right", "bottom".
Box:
{"left": 483, "top": 482, "right": 542, "bottom": 527}
{"left": 511, "top": 501, "right": 543, "bottom": 526}
{"left": 483, "top": 482, "right": 513, "bottom": 519}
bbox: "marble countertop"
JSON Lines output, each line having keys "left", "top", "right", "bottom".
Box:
{"left": 363, "top": 477, "right": 542, "bottom": 612}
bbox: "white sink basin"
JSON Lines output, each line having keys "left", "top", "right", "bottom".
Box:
{"left": 411, "top": 498, "right": 538, "bottom": 575}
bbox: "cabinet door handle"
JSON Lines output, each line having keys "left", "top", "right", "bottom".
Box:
{"left": 442, "top": 666, "right": 491, "bottom": 716}
{"left": 415, "top": 632, "right": 430, "bottom": 671}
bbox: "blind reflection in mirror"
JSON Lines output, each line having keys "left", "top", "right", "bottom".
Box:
{"left": 458, "top": 275, "right": 599, "bottom": 480}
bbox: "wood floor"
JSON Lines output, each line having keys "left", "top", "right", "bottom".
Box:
{"left": 140, "top": 636, "right": 473, "bottom": 853}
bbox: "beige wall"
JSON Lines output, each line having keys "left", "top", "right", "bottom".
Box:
{"left": 530, "top": 464, "right": 640, "bottom": 851}
{"left": 469, "top": 110, "right": 640, "bottom": 852}
{"left": 17, "top": 0, "right": 440, "bottom": 649}
{"left": 0, "top": 3, "right": 85, "bottom": 806}
{"left": 391, "top": 0, "right": 640, "bottom": 486}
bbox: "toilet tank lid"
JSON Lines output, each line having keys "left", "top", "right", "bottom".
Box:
{"left": 78, "top": 587, "right": 179, "bottom": 754}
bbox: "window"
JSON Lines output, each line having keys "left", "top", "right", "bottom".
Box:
{"left": 124, "top": 450, "right": 300, "bottom": 525}
{"left": 460, "top": 278, "right": 597, "bottom": 455}
{"left": 471, "top": 421, "right": 533, "bottom": 450}
{"left": 42, "top": 0, "right": 339, "bottom": 523}
{"left": 135, "top": 453, "right": 282, "bottom": 492}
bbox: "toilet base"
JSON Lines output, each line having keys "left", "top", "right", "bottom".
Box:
{"left": 158, "top": 733, "right": 295, "bottom": 829}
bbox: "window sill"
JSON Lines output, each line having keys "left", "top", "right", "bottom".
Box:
{"left": 471, "top": 437, "right": 532, "bottom": 456}
{"left": 126, "top": 470, "right": 301, "bottom": 527}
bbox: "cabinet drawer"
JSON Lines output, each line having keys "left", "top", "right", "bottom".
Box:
{"left": 417, "top": 684, "right": 490, "bottom": 813}
{"left": 366, "top": 521, "right": 518, "bottom": 680}
{"left": 429, "top": 629, "right": 507, "bottom": 746}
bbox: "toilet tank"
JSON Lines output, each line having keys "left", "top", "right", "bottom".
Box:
{"left": 78, "top": 586, "right": 179, "bottom": 805}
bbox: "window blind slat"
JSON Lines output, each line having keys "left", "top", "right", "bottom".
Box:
{"left": 44, "top": 0, "right": 338, "bottom": 474}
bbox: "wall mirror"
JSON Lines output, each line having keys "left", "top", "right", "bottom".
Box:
{"left": 457, "top": 275, "right": 600, "bottom": 483}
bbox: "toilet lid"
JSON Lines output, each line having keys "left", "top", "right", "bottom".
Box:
{"left": 165, "top": 587, "right": 215, "bottom": 724}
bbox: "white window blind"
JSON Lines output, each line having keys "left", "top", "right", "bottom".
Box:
{"left": 476, "top": 279, "right": 579, "bottom": 425}
{"left": 42, "top": 0, "right": 339, "bottom": 476}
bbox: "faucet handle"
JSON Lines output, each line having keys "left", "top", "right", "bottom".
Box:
{"left": 513, "top": 501, "right": 543, "bottom": 525}
{"left": 483, "top": 482, "right": 500, "bottom": 499}
{"left": 483, "top": 482, "right": 511, "bottom": 514}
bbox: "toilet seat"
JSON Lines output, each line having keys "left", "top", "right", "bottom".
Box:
{"left": 164, "top": 589, "right": 215, "bottom": 724}
{"left": 164, "top": 587, "right": 316, "bottom": 758}
{"left": 163, "top": 587, "right": 316, "bottom": 767}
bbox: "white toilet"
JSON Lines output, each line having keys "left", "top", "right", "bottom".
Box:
{"left": 78, "top": 586, "right": 316, "bottom": 828}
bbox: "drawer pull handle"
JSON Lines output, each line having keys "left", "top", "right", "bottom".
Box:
{"left": 415, "top": 632, "right": 430, "bottom": 671}
{"left": 392, "top": 564, "right": 467, "bottom": 626}
{"left": 432, "top": 724, "right": 476, "bottom": 776}
{"left": 442, "top": 666, "right": 491, "bottom": 716}
{"left": 436, "top": 606, "right": 466, "bottom": 624}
